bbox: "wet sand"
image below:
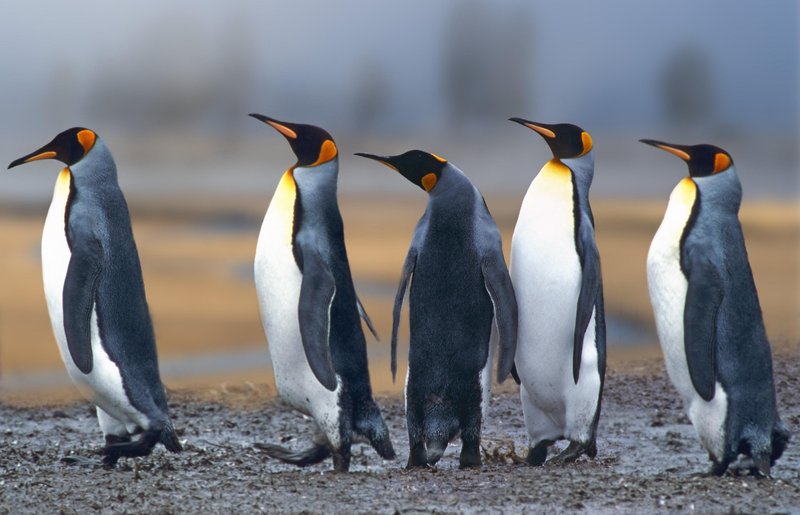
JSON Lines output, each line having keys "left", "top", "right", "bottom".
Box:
{"left": 1, "top": 351, "right": 799, "bottom": 513}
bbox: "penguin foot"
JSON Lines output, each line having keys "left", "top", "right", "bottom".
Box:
{"left": 525, "top": 440, "right": 553, "bottom": 466}
{"left": 459, "top": 444, "right": 482, "bottom": 469}
{"left": 549, "top": 441, "right": 592, "bottom": 465}
{"left": 731, "top": 456, "right": 771, "bottom": 478}
{"left": 253, "top": 441, "right": 331, "bottom": 467}
{"left": 332, "top": 450, "right": 351, "bottom": 473}
{"left": 103, "top": 429, "right": 159, "bottom": 468}
{"left": 61, "top": 455, "right": 102, "bottom": 468}
{"left": 406, "top": 442, "right": 428, "bottom": 469}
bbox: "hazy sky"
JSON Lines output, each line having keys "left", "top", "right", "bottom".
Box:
{"left": 0, "top": 0, "right": 796, "bottom": 135}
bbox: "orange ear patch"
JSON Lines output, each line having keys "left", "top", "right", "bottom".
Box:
{"left": 579, "top": 131, "right": 593, "bottom": 156}
{"left": 713, "top": 152, "right": 731, "bottom": 173}
{"left": 421, "top": 172, "right": 437, "bottom": 192}
{"left": 77, "top": 130, "right": 96, "bottom": 154}
{"left": 311, "top": 139, "right": 338, "bottom": 166}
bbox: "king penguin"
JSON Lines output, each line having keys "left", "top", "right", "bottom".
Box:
{"left": 356, "top": 150, "right": 517, "bottom": 469}
{"left": 508, "top": 118, "right": 606, "bottom": 466}
{"left": 8, "top": 128, "right": 182, "bottom": 467}
{"left": 250, "top": 114, "right": 395, "bottom": 472}
{"left": 642, "top": 139, "right": 789, "bottom": 476}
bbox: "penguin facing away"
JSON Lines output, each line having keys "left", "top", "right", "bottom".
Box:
{"left": 508, "top": 118, "right": 606, "bottom": 466}
{"left": 8, "top": 128, "right": 182, "bottom": 467}
{"left": 250, "top": 114, "right": 394, "bottom": 472}
{"left": 642, "top": 139, "right": 789, "bottom": 476}
{"left": 356, "top": 150, "right": 517, "bottom": 469}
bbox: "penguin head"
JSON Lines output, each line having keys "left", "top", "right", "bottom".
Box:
{"left": 249, "top": 114, "right": 338, "bottom": 168}
{"left": 355, "top": 150, "right": 448, "bottom": 193}
{"left": 639, "top": 139, "right": 734, "bottom": 177}
{"left": 8, "top": 127, "right": 97, "bottom": 170}
{"left": 509, "top": 118, "right": 593, "bottom": 159}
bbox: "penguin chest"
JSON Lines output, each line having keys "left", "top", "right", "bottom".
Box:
{"left": 511, "top": 162, "right": 581, "bottom": 381}
{"left": 647, "top": 178, "right": 696, "bottom": 395}
{"left": 41, "top": 170, "right": 147, "bottom": 431}
{"left": 254, "top": 173, "right": 341, "bottom": 430}
{"left": 648, "top": 178, "right": 728, "bottom": 458}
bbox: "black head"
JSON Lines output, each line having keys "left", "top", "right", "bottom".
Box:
{"left": 639, "top": 139, "right": 733, "bottom": 177}
{"left": 249, "top": 114, "right": 337, "bottom": 168}
{"left": 509, "top": 118, "right": 593, "bottom": 159}
{"left": 8, "top": 127, "right": 97, "bottom": 169}
{"left": 355, "top": 150, "right": 448, "bottom": 192}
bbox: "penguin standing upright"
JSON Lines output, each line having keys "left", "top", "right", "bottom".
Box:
{"left": 356, "top": 150, "right": 517, "bottom": 469}
{"left": 642, "top": 139, "right": 789, "bottom": 476}
{"left": 8, "top": 128, "right": 181, "bottom": 467}
{"left": 250, "top": 114, "right": 394, "bottom": 472}
{"left": 508, "top": 119, "right": 606, "bottom": 466}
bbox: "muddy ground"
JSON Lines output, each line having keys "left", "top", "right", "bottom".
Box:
{"left": 2, "top": 353, "right": 799, "bottom": 514}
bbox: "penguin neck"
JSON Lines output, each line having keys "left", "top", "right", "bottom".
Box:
{"left": 560, "top": 151, "right": 594, "bottom": 192}
{"left": 692, "top": 167, "right": 742, "bottom": 215}
{"left": 427, "top": 164, "right": 476, "bottom": 203}
{"left": 292, "top": 159, "right": 342, "bottom": 229}
{"left": 68, "top": 139, "right": 119, "bottom": 191}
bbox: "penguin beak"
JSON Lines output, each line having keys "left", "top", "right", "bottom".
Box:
{"left": 509, "top": 118, "right": 557, "bottom": 139}
{"left": 639, "top": 139, "right": 691, "bottom": 161}
{"left": 8, "top": 143, "right": 60, "bottom": 170}
{"left": 249, "top": 113, "right": 298, "bottom": 140}
{"left": 354, "top": 152, "right": 399, "bottom": 172}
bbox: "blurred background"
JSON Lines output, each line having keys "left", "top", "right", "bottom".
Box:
{"left": 0, "top": 0, "right": 797, "bottom": 401}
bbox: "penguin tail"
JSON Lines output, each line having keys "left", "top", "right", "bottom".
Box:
{"left": 770, "top": 420, "right": 791, "bottom": 465}
{"left": 425, "top": 438, "right": 447, "bottom": 466}
{"left": 253, "top": 441, "right": 331, "bottom": 467}
{"left": 159, "top": 420, "right": 183, "bottom": 453}
{"left": 354, "top": 403, "right": 396, "bottom": 460}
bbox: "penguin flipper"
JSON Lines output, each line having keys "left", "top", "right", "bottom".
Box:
{"left": 356, "top": 295, "right": 380, "bottom": 341}
{"left": 481, "top": 253, "right": 518, "bottom": 383}
{"left": 297, "top": 246, "right": 338, "bottom": 391}
{"left": 683, "top": 257, "right": 723, "bottom": 402}
{"left": 62, "top": 237, "right": 104, "bottom": 375}
{"left": 573, "top": 223, "right": 602, "bottom": 384}
{"left": 391, "top": 248, "right": 416, "bottom": 382}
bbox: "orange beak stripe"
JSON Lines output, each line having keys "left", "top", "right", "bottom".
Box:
{"left": 655, "top": 144, "right": 691, "bottom": 161}
{"left": 267, "top": 121, "right": 297, "bottom": 139}
{"left": 523, "top": 123, "right": 556, "bottom": 138}
{"left": 24, "top": 151, "right": 57, "bottom": 163}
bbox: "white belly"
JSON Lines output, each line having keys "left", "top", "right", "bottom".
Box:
{"left": 42, "top": 170, "right": 148, "bottom": 432}
{"left": 254, "top": 172, "right": 341, "bottom": 445}
{"left": 647, "top": 178, "right": 727, "bottom": 458}
{"left": 510, "top": 162, "right": 601, "bottom": 441}
{"left": 511, "top": 164, "right": 582, "bottom": 406}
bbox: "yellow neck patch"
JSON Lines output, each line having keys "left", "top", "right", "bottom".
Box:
{"left": 55, "top": 167, "right": 72, "bottom": 197}
{"left": 673, "top": 177, "right": 697, "bottom": 206}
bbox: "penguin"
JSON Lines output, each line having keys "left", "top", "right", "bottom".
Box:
{"left": 641, "top": 139, "right": 790, "bottom": 476}
{"left": 249, "top": 114, "right": 395, "bottom": 472}
{"left": 8, "top": 128, "right": 182, "bottom": 467}
{"left": 508, "top": 118, "right": 606, "bottom": 466}
{"left": 355, "top": 150, "right": 517, "bottom": 469}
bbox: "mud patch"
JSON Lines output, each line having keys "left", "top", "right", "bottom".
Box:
{"left": 1, "top": 353, "right": 799, "bottom": 513}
